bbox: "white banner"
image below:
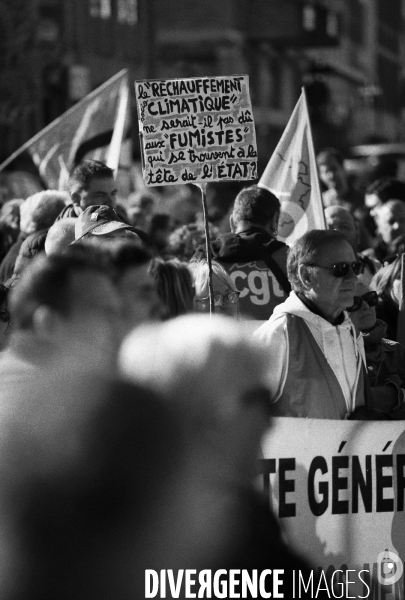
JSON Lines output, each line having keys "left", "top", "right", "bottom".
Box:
{"left": 259, "top": 417, "right": 405, "bottom": 599}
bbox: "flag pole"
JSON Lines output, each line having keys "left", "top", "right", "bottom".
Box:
{"left": 106, "top": 74, "right": 129, "bottom": 173}
{"left": 198, "top": 182, "right": 215, "bottom": 315}
{"left": 397, "top": 253, "right": 405, "bottom": 346}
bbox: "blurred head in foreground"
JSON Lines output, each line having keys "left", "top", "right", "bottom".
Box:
{"left": 8, "top": 247, "right": 121, "bottom": 373}
{"left": 119, "top": 314, "right": 273, "bottom": 570}
{"left": 0, "top": 373, "right": 186, "bottom": 600}
{"left": 119, "top": 314, "right": 271, "bottom": 483}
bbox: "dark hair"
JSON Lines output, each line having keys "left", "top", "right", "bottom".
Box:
{"left": 108, "top": 241, "right": 152, "bottom": 280}
{"left": 232, "top": 184, "right": 280, "bottom": 226}
{"left": 167, "top": 223, "right": 219, "bottom": 261}
{"left": 287, "top": 229, "right": 348, "bottom": 292}
{"left": 150, "top": 213, "right": 171, "bottom": 232}
{"left": 365, "top": 177, "right": 405, "bottom": 203}
{"left": 316, "top": 147, "right": 344, "bottom": 167}
{"left": 0, "top": 283, "right": 9, "bottom": 306}
{"left": 10, "top": 248, "right": 108, "bottom": 330}
{"left": 68, "top": 160, "right": 114, "bottom": 194}
{"left": 150, "top": 258, "right": 194, "bottom": 319}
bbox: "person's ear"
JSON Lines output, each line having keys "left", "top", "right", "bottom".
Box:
{"left": 298, "top": 264, "right": 313, "bottom": 290}
{"left": 71, "top": 191, "right": 81, "bottom": 206}
{"left": 271, "top": 212, "right": 280, "bottom": 236}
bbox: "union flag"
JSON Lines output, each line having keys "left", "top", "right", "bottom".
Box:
{"left": 259, "top": 88, "right": 325, "bottom": 246}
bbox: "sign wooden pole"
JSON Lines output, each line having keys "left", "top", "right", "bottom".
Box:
{"left": 199, "top": 183, "right": 215, "bottom": 315}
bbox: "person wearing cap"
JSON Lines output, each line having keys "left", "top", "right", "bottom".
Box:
{"left": 56, "top": 160, "right": 150, "bottom": 245}
{"left": 254, "top": 230, "right": 370, "bottom": 419}
{"left": 73, "top": 205, "right": 142, "bottom": 243}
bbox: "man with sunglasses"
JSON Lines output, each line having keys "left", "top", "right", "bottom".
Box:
{"left": 324, "top": 206, "right": 380, "bottom": 286}
{"left": 254, "top": 230, "right": 369, "bottom": 419}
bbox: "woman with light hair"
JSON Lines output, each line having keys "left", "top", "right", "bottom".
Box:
{"left": 150, "top": 257, "right": 195, "bottom": 319}
{"left": 188, "top": 258, "right": 240, "bottom": 318}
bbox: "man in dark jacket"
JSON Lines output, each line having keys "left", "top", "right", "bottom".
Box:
{"left": 194, "top": 184, "right": 290, "bottom": 324}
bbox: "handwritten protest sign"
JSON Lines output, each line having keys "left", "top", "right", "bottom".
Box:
{"left": 259, "top": 417, "right": 405, "bottom": 600}
{"left": 135, "top": 75, "right": 258, "bottom": 186}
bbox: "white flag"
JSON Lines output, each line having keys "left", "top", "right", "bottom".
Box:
{"left": 259, "top": 88, "right": 325, "bottom": 246}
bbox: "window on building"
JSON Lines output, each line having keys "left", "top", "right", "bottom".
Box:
{"left": 303, "top": 5, "right": 316, "bottom": 32}
{"left": 89, "top": 0, "right": 111, "bottom": 19}
{"left": 117, "top": 0, "right": 138, "bottom": 25}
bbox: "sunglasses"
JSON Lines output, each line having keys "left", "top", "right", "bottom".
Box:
{"left": 307, "top": 261, "right": 363, "bottom": 277}
{"left": 196, "top": 291, "right": 240, "bottom": 307}
{"left": 196, "top": 292, "right": 240, "bottom": 306}
{"left": 346, "top": 291, "right": 378, "bottom": 313}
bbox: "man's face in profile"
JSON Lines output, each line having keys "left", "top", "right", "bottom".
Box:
{"left": 117, "top": 264, "right": 163, "bottom": 332}
{"left": 318, "top": 157, "right": 347, "bottom": 194}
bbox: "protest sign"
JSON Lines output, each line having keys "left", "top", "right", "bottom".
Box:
{"left": 259, "top": 417, "right": 405, "bottom": 599}
{"left": 135, "top": 75, "right": 258, "bottom": 187}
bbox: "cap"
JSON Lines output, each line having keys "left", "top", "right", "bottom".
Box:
{"left": 74, "top": 205, "right": 134, "bottom": 241}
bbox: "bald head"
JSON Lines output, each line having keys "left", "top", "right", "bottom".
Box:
{"left": 119, "top": 314, "right": 272, "bottom": 483}
{"left": 324, "top": 206, "right": 357, "bottom": 251}
{"left": 119, "top": 314, "right": 269, "bottom": 424}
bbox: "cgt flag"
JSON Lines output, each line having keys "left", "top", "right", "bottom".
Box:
{"left": 0, "top": 69, "right": 129, "bottom": 190}
{"left": 258, "top": 87, "right": 325, "bottom": 246}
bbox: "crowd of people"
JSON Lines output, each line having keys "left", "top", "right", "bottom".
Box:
{"left": 0, "top": 152, "right": 404, "bottom": 596}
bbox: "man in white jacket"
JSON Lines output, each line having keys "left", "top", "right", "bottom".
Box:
{"left": 254, "top": 229, "right": 367, "bottom": 419}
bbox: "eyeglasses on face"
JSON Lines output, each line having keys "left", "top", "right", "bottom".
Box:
{"left": 346, "top": 291, "right": 378, "bottom": 313}
{"left": 196, "top": 291, "right": 240, "bottom": 306}
{"left": 306, "top": 261, "right": 363, "bottom": 278}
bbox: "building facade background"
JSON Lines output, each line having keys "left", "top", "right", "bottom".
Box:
{"left": 1, "top": 0, "right": 404, "bottom": 174}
